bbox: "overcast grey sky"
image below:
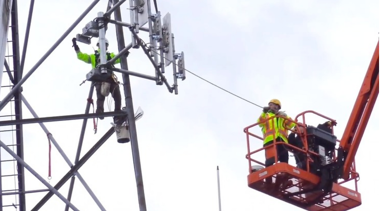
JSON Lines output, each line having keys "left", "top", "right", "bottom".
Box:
{"left": 1, "top": 0, "right": 379, "bottom": 210}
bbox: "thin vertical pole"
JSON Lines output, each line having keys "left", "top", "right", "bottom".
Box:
{"left": 98, "top": 11, "right": 107, "bottom": 73}
{"left": 171, "top": 34, "right": 178, "bottom": 94}
{"left": 145, "top": 0, "right": 160, "bottom": 81}
{"left": 217, "top": 166, "right": 222, "bottom": 211}
{"left": 128, "top": 0, "right": 137, "bottom": 47}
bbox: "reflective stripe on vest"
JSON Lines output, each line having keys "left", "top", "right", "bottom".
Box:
{"left": 278, "top": 130, "right": 288, "bottom": 143}
{"left": 284, "top": 118, "right": 296, "bottom": 130}
{"left": 262, "top": 113, "right": 278, "bottom": 144}
{"left": 261, "top": 113, "right": 291, "bottom": 144}
{"left": 277, "top": 117, "right": 289, "bottom": 143}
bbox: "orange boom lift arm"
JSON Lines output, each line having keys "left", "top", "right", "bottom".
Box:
{"left": 338, "top": 41, "right": 379, "bottom": 180}
{"left": 244, "top": 41, "right": 379, "bottom": 211}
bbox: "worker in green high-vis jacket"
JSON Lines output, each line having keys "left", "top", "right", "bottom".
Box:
{"left": 72, "top": 37, "right": 122, "bottom": 122}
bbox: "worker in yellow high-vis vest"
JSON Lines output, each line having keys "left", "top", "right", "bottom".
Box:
{"left": 257, "top": 99, "right": 296, "bottom": 171}
{"left": 72, "top": 37, "right": 125, "bottom": 123}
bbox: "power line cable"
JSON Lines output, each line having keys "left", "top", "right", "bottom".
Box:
{"left": 185, "top": 70, "right": 263, "bottom": 108}
{"left": 146, "top": 44, "right": 263, "bottom": 108}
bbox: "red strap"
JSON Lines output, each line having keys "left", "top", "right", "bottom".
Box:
{"left": 93, "top": 117, "right": 97, "bottom": 134}
{"left": 46, "top": 133, "right": 52, "bottom": 179}
{"left": 87, "top": 98, "right": 93, "bottom": 104}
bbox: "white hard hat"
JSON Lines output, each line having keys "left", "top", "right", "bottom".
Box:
{"left": 97, "top": 38, "right": 109, "bottom": 46}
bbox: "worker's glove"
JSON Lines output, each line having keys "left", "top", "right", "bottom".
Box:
{"left": 263, "top": 106, "right": 270, "bottom": 113}
{"left": 72, "top": 38, "right": 79, "bottom": 51}
{"left": 295, "top": 126, "right": 305, "bottom": 134}
{"left": 299, "top": 126, "right": 305, "bottom": 134}
{"left": 72, "top": 38, "right": 77, "bottom": 46}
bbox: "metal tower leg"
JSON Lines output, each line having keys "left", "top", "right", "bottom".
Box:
{"left": 113, "top": 0, "right": 147, "bottom": 210}
{"left": 10, "top": 1, "right": 26, "bottom": 210}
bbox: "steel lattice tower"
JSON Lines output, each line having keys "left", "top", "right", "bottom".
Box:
{"left": 0, "top": 0, "right": 185, "bottom": 210}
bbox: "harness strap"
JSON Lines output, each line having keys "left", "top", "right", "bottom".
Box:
{"left": 87, "top": 98, "right": 97, "bottom": 134}
{"left": 46, "top": 133, "right": 52, "bottom": 180}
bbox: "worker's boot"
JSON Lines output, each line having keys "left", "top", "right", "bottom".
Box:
{"left": 113, "top": 116, "right": 124, "bottom": 125}
{"left": 303, "top": 183, "right": 314, "bottom": 201}
{"left": 265, "top": 177, "right": 273, "bottom": 185}
{"left": 96, "top": 108, "right": 104, "bottom": 120}
{"left": 280, "top": 178, "right": 293, "bottom": 190}
{"left": 261, "top": 177, "right": 273, "bottom": 192}
{"left": 275, "top": 173, "right": 289, "bottom": 191}
{"left": 113, "top": 108, "right": 126, "bottom": 125}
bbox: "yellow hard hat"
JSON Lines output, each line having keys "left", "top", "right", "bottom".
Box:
{"left": 269, "top": 99, "right": 281, "bottom": 109}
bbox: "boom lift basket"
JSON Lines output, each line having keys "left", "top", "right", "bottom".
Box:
{"left": 244, "top": 111, "right": 361, "bottom": 211}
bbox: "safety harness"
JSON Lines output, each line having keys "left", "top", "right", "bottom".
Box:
{"left": 84, "top": 50, "right": 120, "bottom": 133}
{"left": 94, "top": 50, "right": 119, "bottom": 83}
